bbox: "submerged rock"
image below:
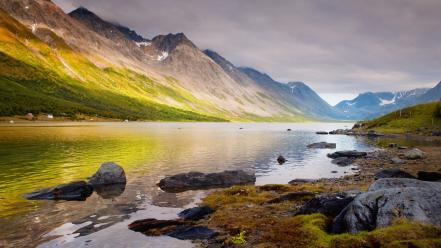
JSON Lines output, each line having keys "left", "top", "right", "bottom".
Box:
{"left": 331, "top": 157, "right": 355, "bottom": 166}
{"left": 327, "top": 150, "right": 367, "bottom": 159}
{"left": 25, "top": 181, "right": 93, "bottom": 201}
{"left": 374, "top": 169, "right": 416, "bottom": 180}
{"left": 288, "top": 178, "right": 317, "bottom": 184}
{"left": 307, "top": 142, "right": 336, "bottom": 149}
{"left": 178, "top": 206, "right": 214, "bottom": 221}
{"left": 158, "top": 170, "right": 256, "bottom": 192}
{"left": 128, "top": 218, "right": 184, "bottom": 235}
{"left": 93, "top": 183, "right": 126, "bottom": 199}
{"left": 297, "top": 190, "right": 360, "bottom": 218}
{"left": 277, "top": 155, "right": 286, "bottom": 164}
{"left": 404, "top": 148, "right": 425, "bottom": 159}
{"left": 316, "top": 131, "right": 328, "bottom": 135}
{"left": 89, "top": 162, "right": 126, "bottom": 185}
{"left": 417, "top": 171, "right": 441, "bottom": 182}
{"left": 332, "top": 179, "right": 441, "bottom": 234}
{"left": 167, "top": 226, "right": 218, "bottom": 240}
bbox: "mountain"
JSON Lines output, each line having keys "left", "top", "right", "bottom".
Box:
{"left": 335, "top": 87, "right": 432, "bottom": 120}
{"left": 417, "top": 81, "right": 441, "bottom": 102}
{"left": 0, "top": 1, "right": 341, "bottom": 122}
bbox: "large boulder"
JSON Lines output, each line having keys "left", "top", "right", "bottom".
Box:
{"left": 332, "top": 179, "right": 441, "bottom": 234}
{"left": 88, "top": 162, "right": 126, "bottom": 186}
{"left": 374, "top": 169, "right": 416, "bottom": 180}
{"left": 297, "top": 190, "right": 360, "bottom": 218}
{"left": 404, "top": 148, "right": 425, "bottom": 159}
{"left": 327, "top": 150, "right": 367, "bottom": 159}
{"left": 307, "top": 142, "right": 336, "bottom": 149}
{"left": 158, "top": 170, "right": 256, "bottom": 192}
{"left": 25, "top": 181, "right": 93, "bottom": 201}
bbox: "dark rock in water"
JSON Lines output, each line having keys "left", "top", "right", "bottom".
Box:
{"left": 332, "top": 179, "right": 441, "bottom": 234}
{"left": 93, "top": 183, "right": 126, "bottom": 199}
{"left": 166, "top": 226, "right": 218, "bottom": 240}
{"left": 418, "top": 171, "right": 441, "bottom": 182}
{"left": 158, "top": 170, "right": 256, "bottom": 192}
{"left": 331, "top": 171, "right": 338, "bottom": 173}
{"left": 316, "top": 131, "right": 328, "bottom": 135}
{"left": 26, "top": 181, "right": 93, "bottom": 201}
{"left": 331, "top": 157, "right": 355, "bottom": 166}
{"left": 374, "top": 169, "right": 415, "bottom": 180}
{"left": 128, "top": 218, "right": 184, "bottom": 235}
{"left": 297, "top": 190, "right": 360, "bottom": 218}
{"left": 178, "top": 206, "right": 214, "bottom": 221}
{"left": 277, "top": 155, "right": 286, "bottom": 165}
{"left": 266, "top": 191, "right": 315, "bottom": 204}
{"left": 327, "top": 150, "right": 367, "bottom": 159}
{"left": 307, "top": 142, "right": 336, "bottom": 149}
{"left": 287, "top": 128, "right": 292, "bottom": 131}
{"left": 288, "top": 178, "right": 317, "bottom": 184}
{"left": 89, "top": 162, "right": 126, "bottom": 186}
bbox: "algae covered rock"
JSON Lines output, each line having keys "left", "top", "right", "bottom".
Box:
{"left": 89, "top": 162, "right": 126, "bottom": 186}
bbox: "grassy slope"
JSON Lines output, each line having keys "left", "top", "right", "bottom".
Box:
{"left": 0, "top": 10, "right": 226, "bottom": 121}
{"left": 361, "top": 102, "right": 441, "bottom": 133}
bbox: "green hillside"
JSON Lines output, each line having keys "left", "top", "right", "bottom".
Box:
{"left": 361, "top": 102, "right": 441, "bottom": 133}
{"left": 0, "top": 9, "right": 225, "bottom": 121}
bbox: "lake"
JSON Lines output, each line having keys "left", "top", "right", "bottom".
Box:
{"left": 0, "top": 122, "right": 376, "bottom": 247}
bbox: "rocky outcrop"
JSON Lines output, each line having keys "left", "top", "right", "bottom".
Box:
{"left": 88, "top": 162, "right": 126, "bottom": 185}
{"left": 297, "top": 190, "right": 360, "bottom": 218}
{"left": 307, "top": 142, "right": 336, "bottom": 149}
{"left": 404, "top": 148, "right": 425, "bottom": 159}
{"left": 332, "top": 178, "right": 441, "bottom": 234}
{"left": 178, "top": 206, "right": 214, "bottom": 221}
{"left": 327, "top": 151, "right": 367, "bottom": 159}
{"left": 374, "top": 169, "right": 416, "bottom": 180}
{"left": 25, "top": 181, "right": 93, "bottom": 201}
{"left": 158, "top": 170, "right": 256, "bottom": 192}
{"left": 266, "top": 191, "right": 315, "bottom": 204}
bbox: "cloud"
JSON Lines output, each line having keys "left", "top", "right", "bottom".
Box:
{"left": 54, "top": 0, "right": 441, "bottom": 97}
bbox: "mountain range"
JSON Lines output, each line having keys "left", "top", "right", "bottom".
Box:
{"left": 335, "top": 82, "right": 441, "bottom": 120}
{"left": 0, "top": 0, "right": 439, "bottom": 122}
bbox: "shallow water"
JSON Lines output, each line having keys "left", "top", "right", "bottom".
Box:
{"left": 0, "top": 122, "right": 376, "bottom": 247}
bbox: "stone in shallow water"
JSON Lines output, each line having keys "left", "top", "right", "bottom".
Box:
{"left": 277, "top": 155, "right": 286, "bottom": 164}
{"left": 166, "top": 226, "right": 218, "bottom": 240}
{"left": 158, "top": 170, "right": 256, "bottom": 192}
{"left": 178, "top": 206, "right": 214, "bottom": 221}
{"left": 288, "top": 178, "right": 317, "bottom": 184}
{"left": 128, "top": 218, "right": 184, "bottom": 235}
{"left": 331, "top": 157, "right": 355, "bottom": 166}
{"left": 307, "top": 142, "right": 336, "bottom": 149}
{"left": 88, "top": 162, "right": 126, "bottom": 186}
{"left": 327, "top": 150, "right": 367, "bottom": 159}
{"left": 25, "top": 181, "right": 93, "bottom": 201}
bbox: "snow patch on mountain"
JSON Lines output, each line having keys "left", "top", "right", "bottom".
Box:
{"left": 379, "top": 96, "right": 395, "bottom": 106}
{"left": 157, "top": 51, "right": 169, "bottom": 61}
{"left": 135, "top": 41, "right": 151, "bottom": 48}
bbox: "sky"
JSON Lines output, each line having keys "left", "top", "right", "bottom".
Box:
{"left": 54, "top": 0, "right": 440, "bottom": 105}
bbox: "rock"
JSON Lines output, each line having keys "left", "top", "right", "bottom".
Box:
{"left": 167, "top": 226, "right": 218, "bottom": 240}
{"left": 297, "top": 190, "right": 360, "bottom": 218}
{"left": 158, "top": 170, "right": 256, "bottom": 192}
{"left": 277, "top": 155, "right": 286, "bottom": 164}
{"left": 398, "top": 146, "right": 408, "bottom": 150}
{"left": 93, "top": 183, "right": 126, "bottom": 199}
{"left": 287, "top": 128, "right": 292, "bottom": 131}
{"left": 307, "top": 142, "right": 336, "bottom": 149}
{"left": 178, "top": 206, "right": 214, "bottom": 221}
{"left": 327, "top": 150, "right": 367, "bottom": 159}
{"left": 332, "top": 180, "right": 441, "bottom": 233}
{"left": 388, "top": 143, "right": 398, "bottom": 148}
{"left": 331, "top": 157, "right": 355, "bottom": 166}
{"left": 367, "top": 130, "right": 384, "bottom": 137}
{"left": 331, "top": 171, "right": 338, "bottom": 173}
{"left": 128, "top": 218, "right": 184, "bottom": 236}
{"left": 316, "top": 131, "right": 328, "bottom": 135}
{"left": 266, "top": 191, "right": 315, "bottom": 204}
{"left": 288, "top": 178, "right": 317, "bottom": 184}
{"left": 404, "top": 148, "right": 425, "bottom": 159}
{"left": 88, "top": 162, "right": 126, "bottom": 186}
{"left": 25, "top": 181, "right": 93, "bottom": 201}
{"left": 352, "top": 123, "right": 362, "bottom": 129}
{"left": 374, "top": 169, "right": 415, "bottom": 180}
{"left": 417, "top": 171, "right": 441, "bottom": 182}
{"left": 390, "top": 157, "right": 404, "bottom": 164}
{"left": 368, "top": 178, "right": 440, "bottom": 191}
{"left": 432, "top": 131, "right": 441, "bottom": 136}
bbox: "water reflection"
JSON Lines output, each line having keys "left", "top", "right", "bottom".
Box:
{"left": 0, "top": 122, "right": 377, "bottom": 247}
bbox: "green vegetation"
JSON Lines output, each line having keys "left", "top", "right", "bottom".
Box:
{"left": 202, "top": 185, "right": 441, "bottom": 247}
{"left": 361, "top": 102, "right": 441, "bottom": 133}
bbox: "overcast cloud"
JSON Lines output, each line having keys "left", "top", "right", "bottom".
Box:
{"left": 54, "top": 0, "right": 441, "bottom": 104}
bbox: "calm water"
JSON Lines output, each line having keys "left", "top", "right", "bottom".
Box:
{"left": 0, "top": 122, "right": 376, "bottom": 247}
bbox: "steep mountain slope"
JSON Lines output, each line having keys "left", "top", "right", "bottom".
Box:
{"left": 417, "top": 81, "right": 441, "bottom": 102}
{"left": 335, "top": 87, "right": 434, "bottom": 120}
